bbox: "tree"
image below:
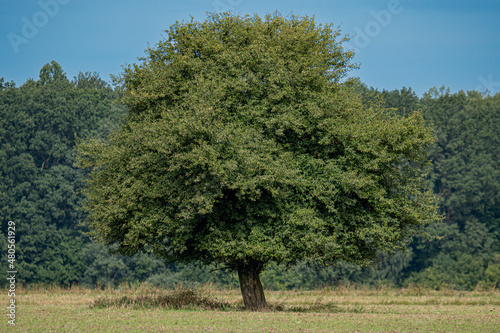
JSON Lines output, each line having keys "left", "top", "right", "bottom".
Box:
{"left": 402, "top": 88, "right": 500, "bottom": 287}
{"left": 420, "top": 88, "right": 499, "bottom": 231}
{"left": 0, "top": 61, "right": 125, "bottom": 285}
{"left": 76, "top": 13, "right": 440, "bottom": 310}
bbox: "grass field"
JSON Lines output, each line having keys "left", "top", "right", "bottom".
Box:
{"left": 1, "top": 283, "right": 499, "bottom": 332}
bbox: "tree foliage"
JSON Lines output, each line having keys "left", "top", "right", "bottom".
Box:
{"left": 77, "top": 13, "right": 439, "bottom": 309}
{"left": 357, "top": 86, "right": 500, "bottom": 288}
{"left": 0, "top": 61, "right": 125, "bottom": 284}
{"left": 1, "top": 61, "right": 498, "bottom": 292}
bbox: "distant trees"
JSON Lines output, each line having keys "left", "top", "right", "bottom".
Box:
{"left": 1, "top": 60, "right": 498, "bottom": 292}
{"left": 407, "top": 88, "right": 500, "bottom": 288}
{"left": 356, "top": 85, "right": 500, "bottom": 288}
{"left": 0, "top": 61, "right": 126, "bottom": 284}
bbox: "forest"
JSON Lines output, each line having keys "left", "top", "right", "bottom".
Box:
{"left": 1, "top": 60, "right": 499, "bottom": 290}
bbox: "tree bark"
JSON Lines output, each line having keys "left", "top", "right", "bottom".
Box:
{"left": 237, "top": 261, "right": 268, "bottom": 311}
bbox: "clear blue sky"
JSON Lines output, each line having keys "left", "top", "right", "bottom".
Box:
{"left": 1, "top": 0, "right": 499, "bottom": 96}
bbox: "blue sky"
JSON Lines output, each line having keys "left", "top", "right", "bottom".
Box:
{"left": 1, "top": 0, "right": 499, "bottom": 96}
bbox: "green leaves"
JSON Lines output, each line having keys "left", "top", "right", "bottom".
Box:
{"left": 77, "top": 13, "right": 439, "bottom": 276}
{"left": 0, "top": 61, "right": 125, "bottom": 285}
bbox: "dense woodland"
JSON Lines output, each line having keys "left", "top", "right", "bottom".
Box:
{"left": 1, "top": 61, "right": 499, "bottom": 289}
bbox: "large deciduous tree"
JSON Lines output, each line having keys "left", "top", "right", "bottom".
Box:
{"left": 76, "top": 13, "right": 440, "bottom": 310}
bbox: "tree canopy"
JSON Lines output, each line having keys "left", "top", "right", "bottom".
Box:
{"left": 77, "top": 13, "right": 440, "bottom": 310}
{"left": 0, "top": 61, "right": 125, "bottom": 284}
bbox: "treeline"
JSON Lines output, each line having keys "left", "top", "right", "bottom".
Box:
{"left": 0, "top": 62, "right": 498, "bottom": 289}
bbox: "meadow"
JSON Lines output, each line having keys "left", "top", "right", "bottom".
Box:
{"left": 1, "top": 283, "right": 499, "bottom": 332}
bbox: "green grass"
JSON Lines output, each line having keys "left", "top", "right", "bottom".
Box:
{"left": 1, "top": 283, "right": 499, "bottom": 332}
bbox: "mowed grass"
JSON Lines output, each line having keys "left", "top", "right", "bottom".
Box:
{"left": 1, "top": 283, "right": 499, "bottom": 332}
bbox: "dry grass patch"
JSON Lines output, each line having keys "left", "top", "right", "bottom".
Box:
{"left": 91, "top": 287, "right": 231, "bottom": 310}
{"left": 1, "top": 284, "right": 499, "bottom": 332}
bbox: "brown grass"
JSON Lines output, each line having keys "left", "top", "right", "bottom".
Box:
{"left": 91, "top": 286, "right": 231, "bottom": 310}
{"left": 1, "top": 283, "right": 499, "bottom": 332}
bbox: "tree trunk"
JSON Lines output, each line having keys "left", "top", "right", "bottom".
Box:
{"left": 237, "top": 261, "right": 267, "bottom": 311}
